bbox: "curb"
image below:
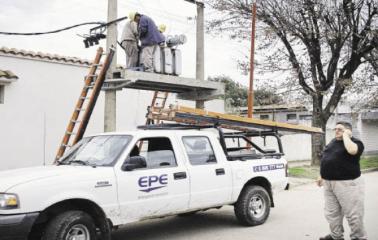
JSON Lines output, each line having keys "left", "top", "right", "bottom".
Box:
{"left": 362, "top": 168, "right": 378, "bottom": 173}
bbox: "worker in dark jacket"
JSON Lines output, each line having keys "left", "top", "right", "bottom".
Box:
{"left": 134, "top": 13, "right": 165, "bottom": 72}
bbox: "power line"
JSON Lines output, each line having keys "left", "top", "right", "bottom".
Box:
{"left": 0, "top": 22, "right": 104, "bottom": 36}
{"left": 0, "top": 16, "right": 129, "bottom": 36}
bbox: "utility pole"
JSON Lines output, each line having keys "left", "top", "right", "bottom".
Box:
{"left": 183, "top": 0, "right": 205, "bottom": 109}
{"left": 104, "top": 0, "right": 117, "bottom": 132}
{"left": 247, "top": 2, "right": 257, "bottom": 118}
{"left": 195, "top": 1, "right": 205, "bottom": 109}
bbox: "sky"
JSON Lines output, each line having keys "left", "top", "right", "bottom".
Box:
{"left": 0, "top": 0, "right": 251, "bottom": 86}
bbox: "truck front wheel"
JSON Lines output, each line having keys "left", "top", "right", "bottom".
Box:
{"left": 234, "top": 185, "right": 270, "bottom": 226}
{"left": 42, "top": 210, "right": 96, "bottom": 240}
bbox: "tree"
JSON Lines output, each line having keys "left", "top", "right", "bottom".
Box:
{"left": 208, "top": 0, "right": 378, "bottom": 165}
{"left": 254, "top": 88, "right": 283, "bottom": 105}
{"left": 208, "top": 75, "right": 282, "bottom": 109}
{"left": 364, "top": 49, "right": 378, "bottom": 76}
{"left": 209, "top": 75, "right": 248, "bottom": 108}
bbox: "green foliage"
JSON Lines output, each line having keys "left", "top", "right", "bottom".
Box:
{"left": 208, "top": 75, "right": 248, "bottom": 107}
{"left": 288, "top": 156, "right": 378, "bottom": 179}
{"left": 288, "top": 166, "right": 319, "bottom": 179}
{"left": 254, "top": 88, "right": 283, "bottom": 106}
{"left": 360, "top": 156, "right": 378, "bottom": 169}
{"left": 208, "top": 75, "right": 282, "bottom": 108}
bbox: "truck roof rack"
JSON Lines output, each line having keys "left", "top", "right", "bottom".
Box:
{"left": 138, "top": 123, "right": 281, "bottom": 136}
{"left": 146, "top": 105, "right": 323, "bottom": 134}
{"left": 137, "top": 123, "right": 215, "bottom": 130}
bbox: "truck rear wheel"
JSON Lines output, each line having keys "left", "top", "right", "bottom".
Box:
{"left": 234, "top": 185, "right": 270, "bottom": 226}
{"left": 42, "top": 210, "right": 96, "bottom": 240}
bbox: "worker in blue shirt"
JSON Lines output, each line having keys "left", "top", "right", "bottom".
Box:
{"left": 133, "top": 13, "right": 165, "bottom": 72}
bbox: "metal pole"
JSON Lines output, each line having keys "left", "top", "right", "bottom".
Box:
{"left": 104, "top": 0, "right": 117, "bottom": 132}
{"left": 247, "top": 2, "right": 257, "bottom": 118}
{"left": 195, "top": 2, "right": 205, "bottom": 109}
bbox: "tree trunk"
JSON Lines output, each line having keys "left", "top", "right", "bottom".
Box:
{"left": 311, "top": 102, "right": 326, "bottom": 166}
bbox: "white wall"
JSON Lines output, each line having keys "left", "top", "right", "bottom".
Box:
{"left": 0, "top": 55, "right": 224, "bottom": 170}
{"left": 280, "top": 113, "right": 378, "bottom": 162}
{"left": 281, "top": 134, "right": 312, "bottom": 161}
{"left": 355, "top": 119, "right": 378, "bottom": 155}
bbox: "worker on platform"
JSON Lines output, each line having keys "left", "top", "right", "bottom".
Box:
{"left": 133, "top": 13, "right": 165, "bottom": 72}
{"left": 158, "top": 24, "right": 167, "bottom": 34}
{"left": 120, "top": 12, "right": 139, "bottom": 68}
{"left": 158, "top": 24, "right": 167, "bottom": 46}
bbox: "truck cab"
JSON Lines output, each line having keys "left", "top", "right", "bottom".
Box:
{"left": 0, "top": 126, "right": 288, "bottom": 240}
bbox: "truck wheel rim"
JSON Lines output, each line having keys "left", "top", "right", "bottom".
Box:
{"left": 249, "top": 194, "right": 265, "bottom": 218}
{"left": 66, "top": 224, "right": 90, "bottom": 240}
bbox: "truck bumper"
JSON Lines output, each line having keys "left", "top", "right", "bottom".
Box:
{"left": 0, "top": 213, "right": 39, "bottom": 240}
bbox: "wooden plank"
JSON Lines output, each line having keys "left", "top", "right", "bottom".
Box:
{"left": 148, "top": 105, "right": 323, "bottom": 134}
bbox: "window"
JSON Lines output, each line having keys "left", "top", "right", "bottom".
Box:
{"left": 287, "top": 113, "right": 297, "bottom": 121}
{"left": 299, "top": 115, "right": 312, "bottom": 120}
{"left": 260, "top": 114, "right": 270, "bottom": 120}
{"left": 0, "top": 85, "right": 4, "bottom": 104}
{"left": 129, "top": 137, "right": 177, "bottom": 169}
{"left": 182, "top": 136, "right": 217, "bottom": 165}
{"left": 60, "top": 135, "right": 132, "bottom": 166}
{"left": 224, "top": 135, "right": 280, "bottom": 157}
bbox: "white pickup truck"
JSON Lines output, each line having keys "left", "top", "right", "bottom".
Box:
{"left": 0, "top": 126, "right": 289, "bottom": 240}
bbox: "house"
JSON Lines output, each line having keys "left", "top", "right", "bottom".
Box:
{"left": 0, "top": 47, "right": 224, "bottom": 170}
{"left": 239, "top": 104, "right": 311, "bottom": 124}
{"left": 236, "top": 104, "right": 378, "bottom": 161}
{"left": 0, "top": 69, "right": 19, "bottom": 104}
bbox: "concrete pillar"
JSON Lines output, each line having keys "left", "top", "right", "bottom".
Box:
{"left": 195, "top": 2, "right": 205, "bottom": 109}
{"left": 104, "top": 0, "right": 117, "bottom": 132}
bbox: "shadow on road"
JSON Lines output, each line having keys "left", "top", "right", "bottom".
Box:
{"left": 112, "top": 210, "right": 242, "bottom": 240}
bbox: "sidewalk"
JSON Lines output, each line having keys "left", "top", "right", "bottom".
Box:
{"left": 289, "top": 177, "right": 314, "bottom": 188}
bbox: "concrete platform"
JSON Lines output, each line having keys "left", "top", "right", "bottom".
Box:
{"left": 105, "top": 70, "right": 224, "bottom": 101}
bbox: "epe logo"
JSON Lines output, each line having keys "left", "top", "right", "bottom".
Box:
{"left": 138, "top": 174, "right": 168, "bottom": 193}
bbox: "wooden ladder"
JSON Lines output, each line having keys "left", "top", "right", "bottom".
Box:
{"left": 146, "top": 91, "right": 169, "bottom": 125}
{"left": 54, "top": 47, "right": 115, "bottom": 162}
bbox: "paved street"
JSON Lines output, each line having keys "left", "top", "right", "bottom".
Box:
{"left": 112, "top": 172, "right": 378, "bottom": 240}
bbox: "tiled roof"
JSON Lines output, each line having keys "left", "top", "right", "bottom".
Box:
{"left": 0, "top": 47, "right": 92, "bottom": 66}
{"left": 0, "top": 69, "right": 18, "bottom": 79}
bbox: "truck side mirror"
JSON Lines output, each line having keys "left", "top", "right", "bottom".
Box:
{"left": 122, "top": 156, "right": 147, "bottom": 171}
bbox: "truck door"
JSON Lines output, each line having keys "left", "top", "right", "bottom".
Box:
{"left": 115, "top": 136, "right": 190, "bottom": 222}
{"left": 182, "top": 135, "right": 233, "bottom": 209}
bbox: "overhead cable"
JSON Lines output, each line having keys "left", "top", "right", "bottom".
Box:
{"left": 0, "top": 22, "right": 105, "bottom": 36}
{"left": 0, "top": 16, "right": 128, "bottom": 36}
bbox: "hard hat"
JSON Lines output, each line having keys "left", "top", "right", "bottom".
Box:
{"left": 129, "top": 12, "right": 136, "bottom": 21}
{"left": 158, "top": 24, "right": 167, "bottom": 33}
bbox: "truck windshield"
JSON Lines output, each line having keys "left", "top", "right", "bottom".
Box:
{"left": 59, "top": 135, "right": 132, "bottom": 166}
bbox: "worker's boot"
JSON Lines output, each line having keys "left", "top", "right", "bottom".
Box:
{"left": 319, "top": 235, "right": 344, "bottom": 240}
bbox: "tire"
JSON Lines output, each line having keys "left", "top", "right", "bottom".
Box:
{"left": 234, "top": 185, "right": 271, "bottom": 226}
{"left": 42, "top": 210, "right": 96, "bottom": 240}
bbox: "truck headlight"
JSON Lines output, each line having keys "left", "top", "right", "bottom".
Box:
{"left": 0, "top": 193, "right": 19, "bottom": 209}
